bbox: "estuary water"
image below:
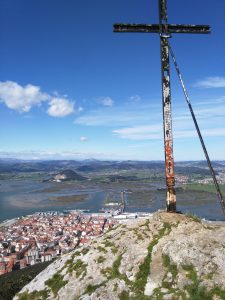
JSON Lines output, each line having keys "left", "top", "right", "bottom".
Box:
{"left": 0, "top": 179, "right": 225, "bottom": 222}
{"left": 0, "top": 179, "right": 105, "bottom": 222}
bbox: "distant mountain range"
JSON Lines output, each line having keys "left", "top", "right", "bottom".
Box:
{"left": 0, "top": 159, "right": 224, "bottom": 175}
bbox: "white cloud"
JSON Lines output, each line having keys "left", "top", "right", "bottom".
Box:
{"left": 75, "top": 111, "right": 137, "bottom": 126}
{"left": 175, "top": 128, "right": 225, "bottom": 139}
{"left": 47, "top": 98, "right": 74, "bottom": 117}
{"left": 195, "top": 77, "right": 225, "bottom": 88}
{"left": 129, "top": 95, "right": 141, "bottom": 102}
{"left": 0, "top": 150, "right": 126, "bottom": 160}
{"left": 0, "top": 81, "right": 78, "bottom": 118}
{"left": 113, "top": 124, "right": 162, "bottom": 140}
{"left": 74, "top": 103, "right": 159, "bottom": 127}
{"left": 0, "top": 81, "right": 49, "bottom": 112}
{"left": 98, "top": 97, "right": 114, "bottom": 106}
{"left": 74, "top": 93, "right": 225, "bottom": 145}
{"left": 113, "top": 122, "right": 225, "bottom": 141}
{"left": 80, "top": 136, "right": 88, "bottom": 142}
{"left": 193, "top": 96, "right": 225, "bottom": 106}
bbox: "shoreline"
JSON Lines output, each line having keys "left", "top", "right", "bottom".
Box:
{"left": 1, "top": 210, "right": 225, "bottom": 228}
{"left": 0, "top": 217, "right": 19, "bottom": 228}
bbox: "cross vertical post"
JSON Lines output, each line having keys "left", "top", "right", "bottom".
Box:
{"left": 159, "top": 0, "right": 176, "bottom": 212}
{"left": 113, "top": 0, "right": 210, "bottom": 213}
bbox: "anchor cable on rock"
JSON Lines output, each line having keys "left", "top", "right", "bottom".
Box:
{"left": 168, "top": 42, "right": 225, "bottom": 216}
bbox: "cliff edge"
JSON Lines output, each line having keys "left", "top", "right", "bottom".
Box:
{"left": 14, "top": 212, "right": 225, "bottom": 300}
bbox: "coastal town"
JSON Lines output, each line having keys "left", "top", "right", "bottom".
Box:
{"left": 175, "top": 172, "right": 225, "bottom": 185}
{"left": 0, "top": 208, "right": 153, "bottom": 276}
{"left": 0, "top": 211, "right": 117, "bottom": 276}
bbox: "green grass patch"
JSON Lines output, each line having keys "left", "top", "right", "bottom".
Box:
{"left": 17, "top": 289, "right": 49, "bottom": 300}
{"left": 140, "top": 219, "right": 150, "bottom": 228}
{"left": 100, "top": 253, "right": 131, "bottom": 287}
{"left": 133, "top": 228, "right": 144, "bottom": 241}
{"left": 113, "top": 282, "right": 118, "bottom": 292}
{"left": 119, "top": 290, "right": 130, "bottom": 300}
{"left": 100, "top": 267, "right": 112, "bottom": 277}
{"left": 184, "top": 183, "right": 225, "bottom": 196}
{"left": 97, "top": 245, "right": 107, "bottom": 254}
{"left": 45, "top": 272, "right": 68, "bottom": 296}
{"left": 183, "top": 264, "right": 204, "bottom": 300}
{"left": 81, "top": 247, "right": 89, "bottom": 255}
{"left": 73, "top": 259, "right": 87, "bottom": 278}
{"left": 111, "top": 245, "right": 118, "bottom": 254}
{"left": 185, "top": 213, "right": 202, "bottom": 223}
{"left": 182, "top": 264, "right": 198, "bottom": 282}
{"left": 108, "top": 225, "right": 119, "bottom": 232}
{"left": 111, "top": 254, "right": 123, "bottom": 278}
{"left": 103, "top": 238, "right": 118, "bottom": 254}
{"left": 97, "top": 256, "right": 106, "bottom": 264}
{"left": 66, "top": 250, "right": 81, "bottom": 264}
{"left": 210, "top": 287, "right": 225, "bottom": 300}
{"left": 162, "top": 254, "right": 178, "bottom": 282}
{"left": 103, "top": 239, "right": 114, "bottom": 248}
{"left": 101, "top": 254, "right": 123, "bottom": 279}
{"left": 84, "top": 281, "right": 106, "bottom": 295}
{"left": 160, "top": 254, "right": 180, "bottom": 297}
{"left": 66, "top": 258, "right": 87, "bottom": 277}
{"left": 204, "top": 273, "right": 214, "bottom": 280}
{"left": 73, "top": 250, "right": 81, "bottom": 256}
{"left": 151, "top": 288, "right": 164, "bottom": 300}
{"left": 133, "top": 223, "right": 172, "bottom": 294}
{"left": 182, "top": 264, "right": 225, "bottom": 300}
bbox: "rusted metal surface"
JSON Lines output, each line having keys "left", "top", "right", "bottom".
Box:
{"left": 113, "top": 24, "right": 210, "bottom": 34}
{"left": 113, "top": 0, "right": 210, "bottom": 213}
{"left": 159, "top": 6, "right": 176, "bottom": 211}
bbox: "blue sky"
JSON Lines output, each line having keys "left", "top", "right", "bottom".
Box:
{"left": 0, "top": 0, "right": 225, "bottom": 161}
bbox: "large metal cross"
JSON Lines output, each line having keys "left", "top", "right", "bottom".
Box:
{"left": 113, "top": 0, "right": 210, "bottom": 212}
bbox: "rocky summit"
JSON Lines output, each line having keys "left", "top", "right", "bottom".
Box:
{"left": 14, "top": 212, "right": 225, "bottom": 300}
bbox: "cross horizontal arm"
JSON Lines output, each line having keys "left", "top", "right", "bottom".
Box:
{"left": 113, "top": 23, "right": 210, "bottom": 34}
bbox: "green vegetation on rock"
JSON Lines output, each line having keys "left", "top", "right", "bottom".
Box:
{"left": 103, "top": 238, "right": 118, "bottom": 254}
{"left": 66, "top": 258, "right": 87, "bottom": 278}
{"left": 100, "top": 222, "right": 173, "bottom": 300}
{"left": 185, "top": 213, "right": 202, "bottom": 223}
{"left": 182, "top": 264, "right": 225, "bottom": 300}
{"left": 84, "top": 281, "right": 106, "bottom": 295}
{"left": 162, "top": 254, "right": 178, "bottom": 284}
{"left": 119, "top": 290, "right": 130, "bottom": 300}
{"left": 81, "top": 248, "right": 89, "bottom": 255}
{"left": 111, "top": 254, "right": 123, "bottom": 278}
{"left": 45, "top": 272, "right": 68, "bottom": 296}
{"left": 133, "top": 223, "right": 172, "bottom": 294}
{"left": 133, "top": 228, "right": 144, "bottom": 241}
{"left": 97, "top": 245, "right": 107, "bottom": 254}
{"left": 97, "top": 256, "right": 106, "bottom": 264}
{"left": 17, "top": 289, "right": 49, "bottom": 300}
{"left": 101, "top": 254, "right": 123, "bottom": 279}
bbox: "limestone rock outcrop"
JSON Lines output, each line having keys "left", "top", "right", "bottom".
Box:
{"left": 14, "top": 212, "right": 225, "bottom": 300}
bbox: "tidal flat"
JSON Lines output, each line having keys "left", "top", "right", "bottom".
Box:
{"left": 0, "top": 175, "right": 225, "bottom": 222}
{"left": 48, "top": 194, "right": 89, "bottom": 203}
